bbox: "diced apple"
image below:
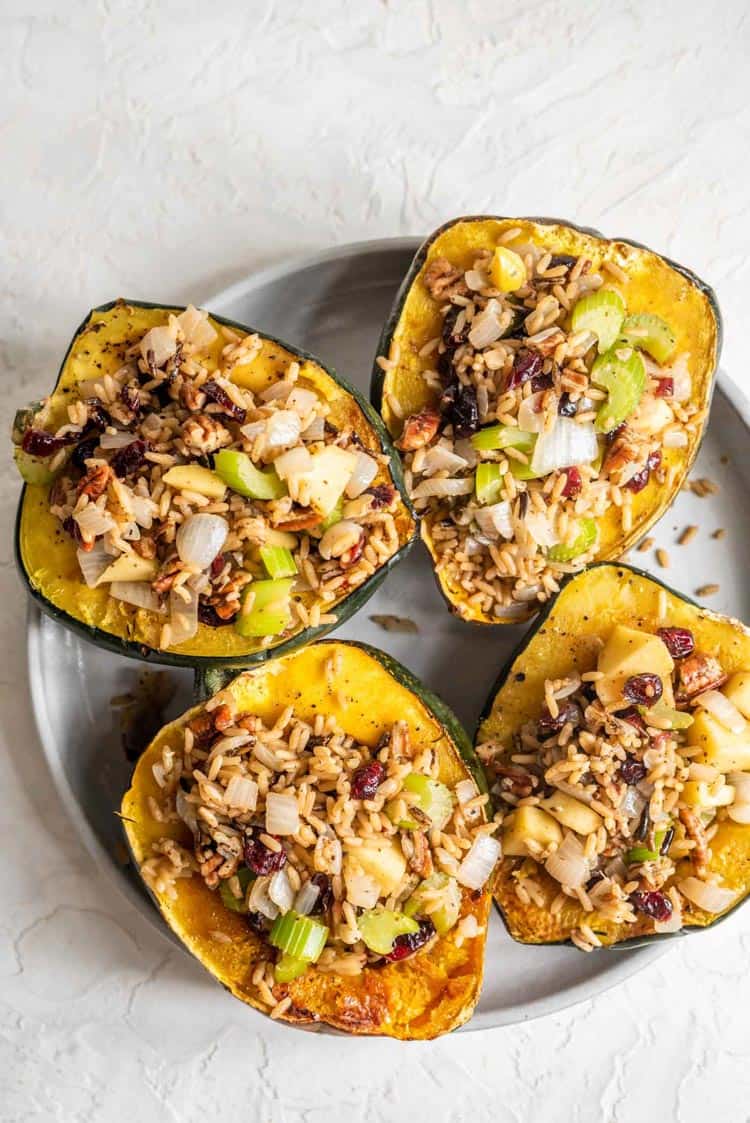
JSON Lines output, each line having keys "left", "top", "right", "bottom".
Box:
{"left": 305, "top": 447, "right": 357, "bottom": 516}
{"left": 502, "top": 806, "right": 562, "bottom": 857}
{"left": 539, "top": 791, "right": 602, "bottom": 835}
{"left": 347, "top": 837, "right": 406, "bottom": 897}
{"left": 687, "top": 710, "right": 750, "bottom": 772}
{"left": 724, "top": 672, "right": 750, "bottom": 721}
{"left": 96, "top": 554, "right": 158, "bottom": 585}
{"left": 162, "top": 464, "right": 227, "bottom": 500}
{"left": 596, "top": 625, "right": 674, "bottom": 707}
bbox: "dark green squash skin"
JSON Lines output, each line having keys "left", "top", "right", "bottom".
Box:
{"left": 478, "top": 561, "right": 749, "bottom": 950}
{"left": 15, "top": 300, "right": 418, "bottom": 671}
{"left": 370, "top": 214, "right": 723, "bottom": 416}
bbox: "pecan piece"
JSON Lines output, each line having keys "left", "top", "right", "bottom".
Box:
{"left": 274, "top": 511, "right": 322, "bottom": 532}
{"left": 198, "top": 852, "right": 224, "bottom": 889}
{"left": 679, "top": 806, "right": 710, "bottom": 877}
{"left": 182, "top": 415, "right": 232, "bottom": 454}
{"left": 76, "top": 463, "right": 112, "bottom": 500}
{"left": 423, "top": 257, "right": 466, "bottom": 300}
{"left": 676, "top": 652, "right": 727, "bottom": 701}
{"left": 401, "top": 830, "right": 434, "bottom": 878}
{"left": 492, "top": 763, "right": 535, "bottom": 799}
{"left": 396, "top": 409, "right": 440, "bottom": 451}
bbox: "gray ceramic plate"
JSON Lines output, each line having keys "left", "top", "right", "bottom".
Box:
{"left": 28, "top": 238, "right": 750, "bottom": 1031}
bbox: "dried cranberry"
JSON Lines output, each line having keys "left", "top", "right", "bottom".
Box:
{"left": 110, "top": 438, "right": 148, "bottom": 478}
{"left": 385, "top": 918, "right": 436, "bottom": 962}
{"left": 623, "top": 673, "right": 663, "bottom": 705}
{"left": 84, "top": 397, "right": 112, "bottom": 430}
{"left": 531, "top": 370, "right": 554, "bottom": 392}
{"left": 202, "top": 380, "right": 247, "bottom": 424}
{"left": 62, "top": 515, "right": 83, "bottom": 545}
{"left": 21, "top": 429, "right": 76, "bottom": 458}
{"left": 629, "top": 890, "right": 673, "bottom": 923}
{"left": 506, "top": 349, "right": 543, "bottom": 391}
{"left": 558, "top": 392, "right": 578, "bottom": 417}
{"left": 210, "top": 553, "right": 226, "bottom": 578}
{"left": 561, "top": 467, "right": 582, "bottom": 499}
{"left": 448, "top": 384, "right": 479, "bottom": 437}
{"left": 537, "top": 700, "right": 581, "bottom": 738}
{"left": 350, "top": 760, "right": 385, "bottom": 800}
{"left": 619, "top": 754, "right": 647, "bottom": 784}
{"left": 243, "top": 829, "right": 287, "bottom": 875}
{"left": 657, "top": 627, "right": 695, "bottom": 659}
{"left": 120, "top": 383, "right": 142, "bottom": 418}
{"left": 72, "top": 435, "right": 99, "bottom": 472}
{"left": 366, "top": 484, "right": 397, "bottom": 510}
{"left": 198, "top": 601, "right": 235, "bottom": 628}
{"left": 625, "top": 450, "right": 662, "bottom": 494}
{"left": 309, "top": 873, "right": 333, "bottom": 914}
{"left": 619, "top": 707, "right": 647, "bottom": 734}
{"left": 655, "top": 378, "right": 674, "bottom": 398}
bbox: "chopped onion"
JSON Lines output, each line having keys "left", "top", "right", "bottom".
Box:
{"left": 110, "top": 581, "right": 162, "bottom": 613}
{"left": 663, "top": 428, "right": 689, "bottom": 449}
{"left": 620, "top": 785, "right": 646, "bottom": 822}
{"left": 670, "top": 354, "right": 692, "bottom": 402}
{"left": 265, "top": 791, "right": 300, "bottom": 836}
{"left": 411, "top": 477, "right": 474, "bottom": 500}
{"left": 421, "top": 445, "right": 469, "bottom": 477}
{"left": 140, "top": 324, "right": 177, "bottom": 368}
{"left": 531, "top": 418, "right": 598, "bottom": 476}
{"left": 514, "top": 582, "right": 544, "bottom": 603}
{"left": 177, "top": 305, "right": 217, "bottom": 351}
{"left": 554, "top": 674, "right": 582, "bottom": 700}
{"left": 343, "top": 862, "right": 380, "bottom": 909}
{"left": 456, "top": 833, "right": 501, "bottom": 890}
{"left": 465, "top": 268, "right": 488, "bottom": 291}
{"left": 287, "top": 387, "right": 319, "bottom": 418}
{"left": 695, "top": 690, "right": 746, "bottom": 734}
{"left": 248, "top": 875, "right": 279, "bottom": 921}
{"left": 240, "top": 420, "right": 266, "bottom": 442}
{"left": 175, "top": 790, "right": 199, "bottom": 836}
{"left": 301, "top": 416, "right": 325, "bottom": 442}
{"left": 131, "top": 493, "right": 156, "bottom": 529}
{"left": 98, "top": 431, "right": 135, "bottom": 450}
{"left": 544, "top": 831, "right": 589, "bottom": 888}
{"left": 264, "top": 410, "right": 301, "bottom": 451}
{"left": 260, "top": 380, "right": 294, "bottom": 402}
{"left": 254, "top": 744, "right": 283, "bottom": 771}
{"left": 453, "top": 438, "right": 479, "bottom": 469}
{"left": 678, "top": 876, "right": 736, "bottom": 914}
{"left": 525, "top": 511, "right": 559, "bottom": 548}
{"left": 727, "top": 772, "right": 750, "bottom": 823}
{"left": 468, "top": 300, "right": 504, "bottom": 349}
{"left": 274, "top": 445, "right": 312, "bottom": 480}
{"left": 223, "top": 774, "right": 258, "bottom": 813}
{"left": 294, "top": 880, "right": 321, "bottom": 917}
{"left": 268, "top": 869, "right": 295, "bottom": 915}
{"left": 168, "top": 583, "right": 199, "bottom": 645}
{"left": 604, "top": 856, "right": 628, "bottom": 882}
{"left": 176, "top": 514, "right": 228, "bottom": 569}
{"left": 474, "top": 501, "right": 513, "bottom": 541}
{"left": 517, "top": 392, "right": 548, "bottom": 434}
{"left": 455, "top": 779, "right": 481, "bottom": 821}
{"left": 76, "top": 541, "right": 112, "bottom": 587}
{"left": 345, "top": 451, "right": 378, "bottom": 498}
{"left": 74, "top": 504, "right": 117, "bottom": 539}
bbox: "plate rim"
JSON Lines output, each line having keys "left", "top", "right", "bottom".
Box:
{"left": 25, "top": 235, "right": 750, "bottom": 1034}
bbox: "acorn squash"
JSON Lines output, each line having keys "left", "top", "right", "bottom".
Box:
{"left": 122, "top": 641, "right": 492, "bottom": 1037}
{"left": 15, "top": 301, "right": 416, "bottom": 668}
{"left": 372, "top": 216, "right": 721, "bottom": 625}
{"left": 477, "top": 562, "right": 750, "bottom": 948}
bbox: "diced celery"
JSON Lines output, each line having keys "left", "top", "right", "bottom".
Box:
{"left": 219, "top": 867, "right": 255, "bottom": 913}
{"left": 259, "top": 545, "right": 297, "bottom": 580}
{"left": 620, "top": 313, "right": 676, "bottom": 364}
{"left": 214, "top": 449, "right": 287, "bottom": 500}
{"left": 358, "top": 907, "right": 419, "bottom": 956}
{"left": 547, "top": 517, "right": 598, "bottom": 562}
{"left": 235, "top": 578, "right": 295, "bottom": 638}
{"left": 638, "top": 699, "right": 694, "bottom": 730}
{"left": 471, "top": 425, "right": 535, "bottom": 453}
{"left": 592, "top": 346, "right": 647, "bottom": 433}
{"left": 571, "top": 288, "right": 626, "bottom": 354}
{"left": 269, "top": 910, "right": 328, "bottom": 962}
{"left": 387, "top": 773, "right": 454, "bottom": 831}
{"left": 475, "top": 463, "right": 503, "bottom": 506}
{"left": 404, "top": 873, "right": 462, "bottom": 937}
{"left": 509, "top": 456, "right": 541, "bottom": 481}
{"left": 625, "top": 830, "right": 667, "bottom": 865}
{"left": 274, "top": 954, "right": 309, "bottom": 984}
{"left": 318, "top": 498, "right": 343, "bottom": 532}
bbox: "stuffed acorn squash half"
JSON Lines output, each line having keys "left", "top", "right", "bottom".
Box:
{"left": 14, "top": 301, "right": 416, "bottom": 667}
{"left": 476, "top": 563, "right": 750, "bottom": 950}
{"left": 122, "top": 641, "right": 496, "bottom": 1038}
{"left": 372, "top": 216, "right": 720, "bottom": 624}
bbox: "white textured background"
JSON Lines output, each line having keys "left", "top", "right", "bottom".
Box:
{"left": 3, "top": 2, "right": 750, "bottom": 1120}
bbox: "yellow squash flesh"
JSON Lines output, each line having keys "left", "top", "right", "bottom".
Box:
{"left": 376, "top": 217, "right": 720, "bottom": 624}
{"left": 18, "top": 302, "right": 415, "bottom": 662}
{"left": 122, "top": 641, "right": 490, "bottom": 1037}
{"left": 477, "top": 563, "right": 750, "bottom": 946}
